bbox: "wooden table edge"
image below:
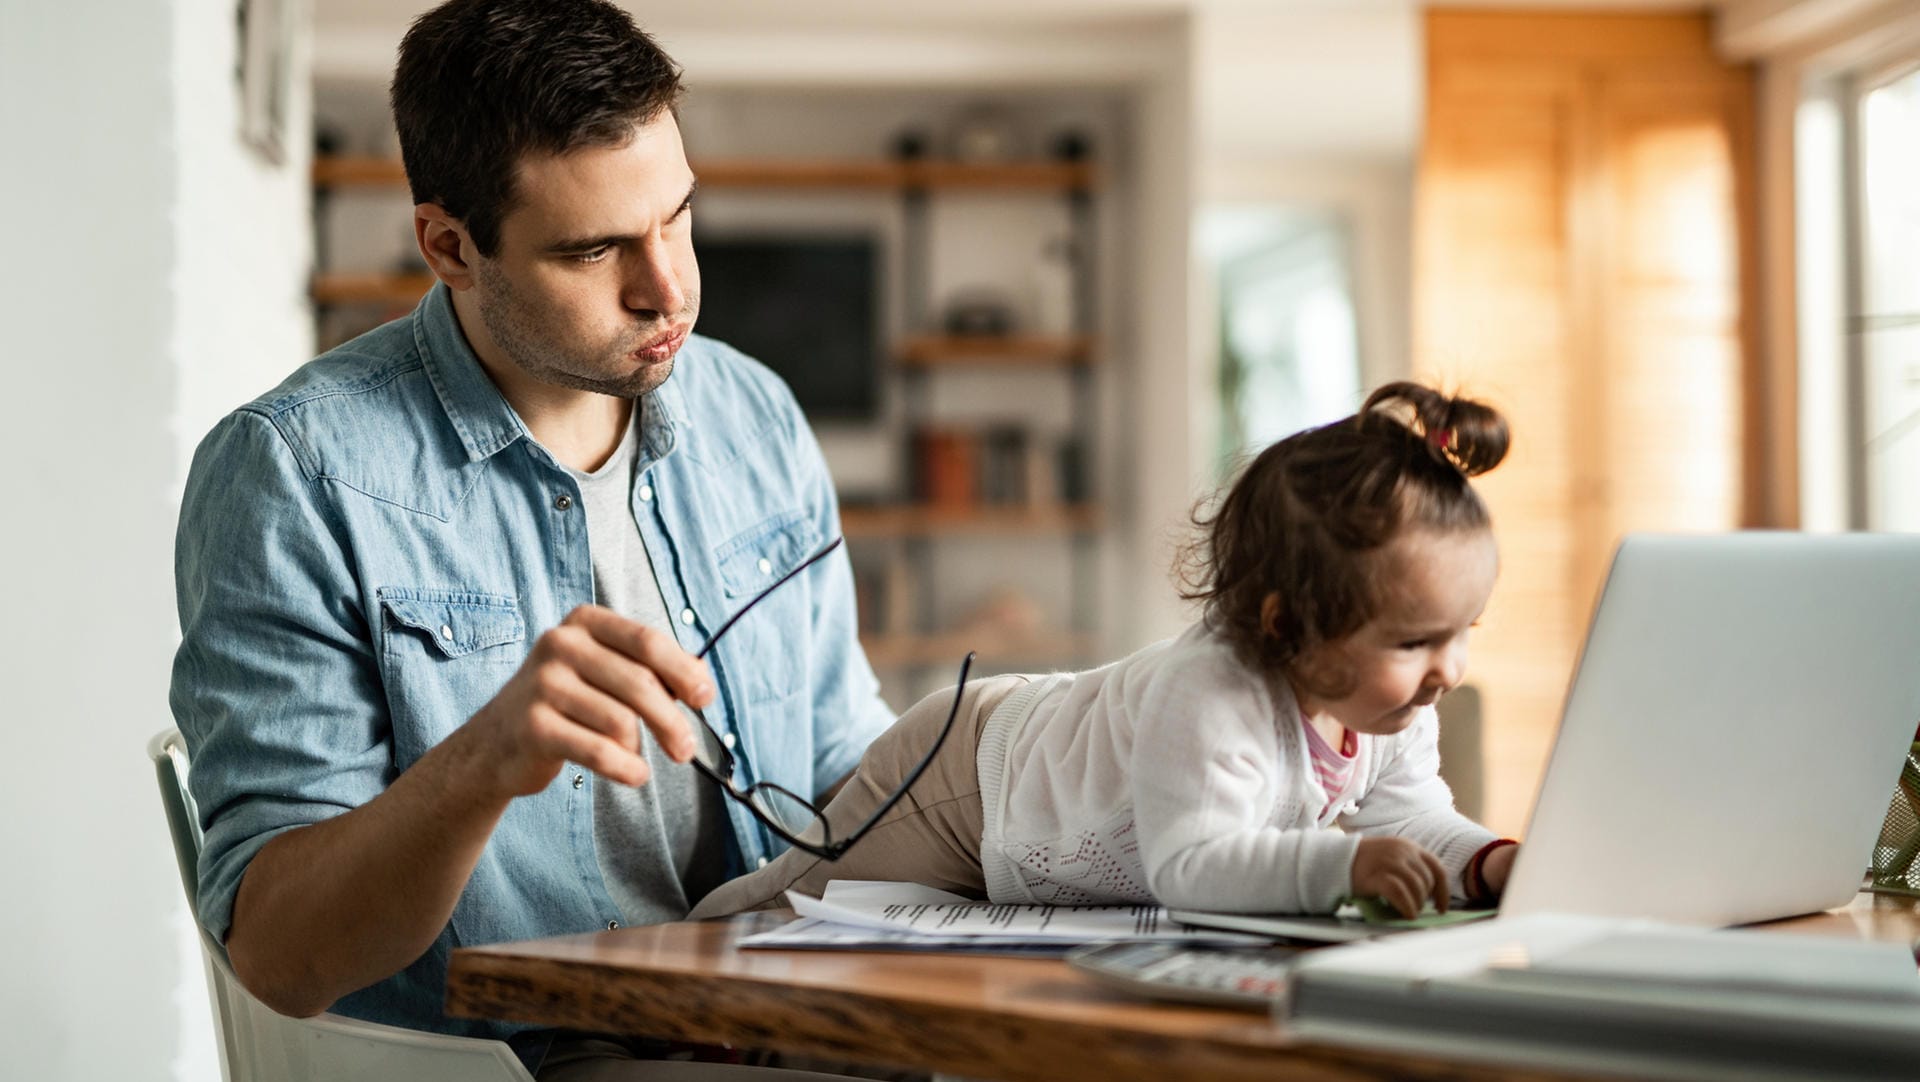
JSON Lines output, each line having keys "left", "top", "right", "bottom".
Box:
{"left": 444, "top": 912, "right": 1618, "bottom": 1082}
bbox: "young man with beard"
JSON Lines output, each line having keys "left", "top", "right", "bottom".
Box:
{"left": 171, "top": 2, "right": 892, "bottom": 1076}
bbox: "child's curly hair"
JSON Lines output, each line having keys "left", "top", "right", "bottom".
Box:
{"left": 1175, "top": 381, "right": 1510, "bottom": 698}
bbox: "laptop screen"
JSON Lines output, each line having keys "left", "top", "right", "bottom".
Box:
{"left": 1499, "top": 531, "right": 1920, "bottom": 926}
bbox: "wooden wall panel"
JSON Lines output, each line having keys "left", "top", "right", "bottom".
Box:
{"left": 1418, "top": 11, "right": 1757, "bottom": 836}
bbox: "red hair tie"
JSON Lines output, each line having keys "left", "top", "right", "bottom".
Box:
{"left": 1429, "top": 427, "right": 1453, "bottom": 451}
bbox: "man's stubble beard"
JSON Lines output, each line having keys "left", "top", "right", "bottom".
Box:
{"left": 473, "top": 258, "right": 700, "bottom": 399}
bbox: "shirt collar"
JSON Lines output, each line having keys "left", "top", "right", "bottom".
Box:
{"left": 412, "top": 283, "right": 531, "bottom": 463}
{"left": 636, "top": 359, "right": 689, "bottom": 467}
{"left": 409, "top": 282, "right": 695, "bottom": 466}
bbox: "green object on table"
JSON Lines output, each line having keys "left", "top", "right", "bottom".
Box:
{"left": 1342, "top": 896, "right": 1499, "bottom": 929}
{"left": 1869, "top": 742, "right": 1920, "bottom": 896}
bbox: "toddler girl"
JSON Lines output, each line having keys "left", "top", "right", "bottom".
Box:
{"left": 691, "top": 381, "right": 1519, "bottom": 920}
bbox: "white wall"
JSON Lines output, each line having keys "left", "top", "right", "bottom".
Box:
{"left": 169, "top": 2, "right": 316, "bottom": 1069}
{"left": 1195, "top": 2, "right": 1420, "bottom": 164}
{"left": 175, "top": 0, "right": 318, "bottom": 460}
{"left": 0, "top": 1, "right": 313, "bottom": 1079}
{"left": 0, "top": 4, "right": 182, "bottom": 1077}
{"left": 1118, "top": 21, "right": 1206, "bottom": 648}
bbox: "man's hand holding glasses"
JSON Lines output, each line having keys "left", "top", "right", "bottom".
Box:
{"left": 451, "top": 533, "right": 959, "bottom": 864}
{"left": 452, "top": 597, "right": 715, "bottom": 803}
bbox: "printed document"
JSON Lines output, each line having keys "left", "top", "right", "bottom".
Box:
{"left": 738, "top": 880, "right": 1263, "bottom": 950}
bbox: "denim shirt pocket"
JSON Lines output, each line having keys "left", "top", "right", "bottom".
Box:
{"left": 714, "top": 510, "right": 822, "bottom": 703}
{"left": 376, "top": 588, "right": 527, "bottom": 765}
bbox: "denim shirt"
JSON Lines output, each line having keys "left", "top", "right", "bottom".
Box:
{"left": 170, "top": 284, "right": 893, "bottom": 1045}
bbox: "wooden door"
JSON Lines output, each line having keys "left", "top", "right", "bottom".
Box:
{"left": 1417, "top": 11, "right": 1758, "bottom": 835}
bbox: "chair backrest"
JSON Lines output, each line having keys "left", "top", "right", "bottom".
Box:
{"left": 147, "top": 728, "right": 533, "bottom": 1082}
{"left": 150, "top": 731, "right": 214, "bottom": 938}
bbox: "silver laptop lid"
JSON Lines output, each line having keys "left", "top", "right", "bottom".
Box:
{"left": 1500, "top": 532, "right": 1920, "bottom": 926}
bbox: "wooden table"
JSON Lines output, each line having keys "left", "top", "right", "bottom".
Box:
{"left": 445, "top": 894, "right": 1920, "bottom": 1082}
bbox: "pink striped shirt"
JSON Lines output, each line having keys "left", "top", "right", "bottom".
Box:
{"left": 1301, "top": 715, "right": 1358, "bottom": 818}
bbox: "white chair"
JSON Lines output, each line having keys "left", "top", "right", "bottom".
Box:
{"left": 149, "top": 728, "right": 535, "bottom": 1082}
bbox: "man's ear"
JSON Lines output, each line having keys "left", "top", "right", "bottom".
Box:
{"left": 414, "top": 204, "right": 477, "bottom": 291}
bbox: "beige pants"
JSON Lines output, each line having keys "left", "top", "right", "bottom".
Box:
{"left": 689, "top": 674, "right": 1029, "bottom": 917}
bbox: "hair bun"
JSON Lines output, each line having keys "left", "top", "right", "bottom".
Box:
{"left": 1360, "top": 381, "right": 1510, "bottom": 477}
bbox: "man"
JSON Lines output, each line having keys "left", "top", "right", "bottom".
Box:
{"left": 170, "top": 1, "right": 893, "bottom": 1075}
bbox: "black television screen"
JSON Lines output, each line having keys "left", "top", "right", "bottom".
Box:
{"left": 692, "top": 233, "right": 880, "bottom": 421}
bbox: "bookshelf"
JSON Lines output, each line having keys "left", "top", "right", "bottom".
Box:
{"left": 309, "top": 151, "right": 1106, "bottom": 685}
{"left": 879, "top": 149, "right": 1103, "bottom": 680}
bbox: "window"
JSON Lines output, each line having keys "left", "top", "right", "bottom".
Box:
{"left": 1199, "top": 207, "right": 1361, "bottom": 469}
{"left": 1856, "top": 63, "right": 1920, "bottom": 531}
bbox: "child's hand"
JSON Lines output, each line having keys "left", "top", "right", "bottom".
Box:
{"left": 1350, "top": 836, "right": 1448, "bottom": 919}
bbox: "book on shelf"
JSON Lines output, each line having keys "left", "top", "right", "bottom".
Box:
{"left": 1054, "top": 435, "right": 1088, "bottom": 504}
{"left": 849, "top": 550, "right": 916, "bottom": 637}
{"left": 851, "top": 564, "right": 882, "bottom": 635}
{"left": 978, "top": 424, "right": 1029, "bottom": 506}
{"left": 912, "top": 426, "right": 977, "bottom": 508}
{"left": 912, "top": 424, "right": 1084, "bottom": 511}
{"left": 881, "top": 552, "right": 913, "bottom": 634}
{"left": 1023, "top": 436, "right": 1057, "bottom": 508}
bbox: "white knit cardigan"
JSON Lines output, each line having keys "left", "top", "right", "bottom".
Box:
{"left": 977, "top": 622, "right": 1496, "bottom": 912}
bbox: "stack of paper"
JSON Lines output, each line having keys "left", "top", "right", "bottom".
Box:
{"left": 738, "top": 880, "right": 1265, "bottom": 954}
{"left": 1280, "top": 913, "right": 1920, "bottom": 1081}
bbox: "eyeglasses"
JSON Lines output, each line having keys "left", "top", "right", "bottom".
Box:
{"left": 681, "top": 535, "right": 974, "bottom": 861}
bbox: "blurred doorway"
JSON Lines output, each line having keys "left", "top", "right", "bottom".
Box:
{"left": 1199, "top": 207, "right": 1362, "bottom": 470}
{"left": 1417, "top": 9, "right": 1757, "bottom": 837}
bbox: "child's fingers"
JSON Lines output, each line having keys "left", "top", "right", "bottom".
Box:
{"left": 1421, "top": 849, "right": 1449, "bottom": 913}
{"left": 1380, "top": 870, "right": 1424, "bottom": 919}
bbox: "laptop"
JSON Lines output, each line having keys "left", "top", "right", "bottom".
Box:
{"left": 1174, "top": 531, "right": 1920, "bottom": 941}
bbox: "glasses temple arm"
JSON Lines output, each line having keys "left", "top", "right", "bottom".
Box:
{"left": 696, "top": 536, "right": 845, "bottom": 660}
{"left": 831, "top": 653, "right": 976, "bottom": 849}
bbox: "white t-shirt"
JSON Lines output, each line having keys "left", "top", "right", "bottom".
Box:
{"left": 564, "top": 407, "right": 730, "bottom": 921}
{"left": 976, "top": 622, "right": 1495, "bottom": 912}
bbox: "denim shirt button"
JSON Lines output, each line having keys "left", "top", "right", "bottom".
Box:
{"left": 757, "top": 557, "right": 772, "bottom": 574}
{"left": 721, "top": 732, "right": 736, "bottom": 750}
{"left": 554, "top": 494, "right": 573, "bottom": 511}
{"left": 572, "top": 773, "right": 584, "bottom": 789}
{"left": 439, "top": 624, "right": 453, "bottom": 640}
{"left": 607, "top": 919, "right": 620, "bottom": 930}
{"left": 637, "top": 484, "right": 653, "bottom": 502}
{"left": 756, "top": 857, "right": 769, "bottom": 869}
{"left": 679, "top": 608, "right": 695, "bottom": 625}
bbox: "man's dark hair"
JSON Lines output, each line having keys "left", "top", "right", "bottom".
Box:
{"left": 391, "top": 0, "right": 684, "bottom": 257}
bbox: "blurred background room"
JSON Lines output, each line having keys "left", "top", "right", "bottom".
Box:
{"left": 4, "top": 0, "right": 1917, "bottom": 1077}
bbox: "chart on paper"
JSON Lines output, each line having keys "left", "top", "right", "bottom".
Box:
{"left": 746, "top": 881, "right": 1264, "bottom": 949}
